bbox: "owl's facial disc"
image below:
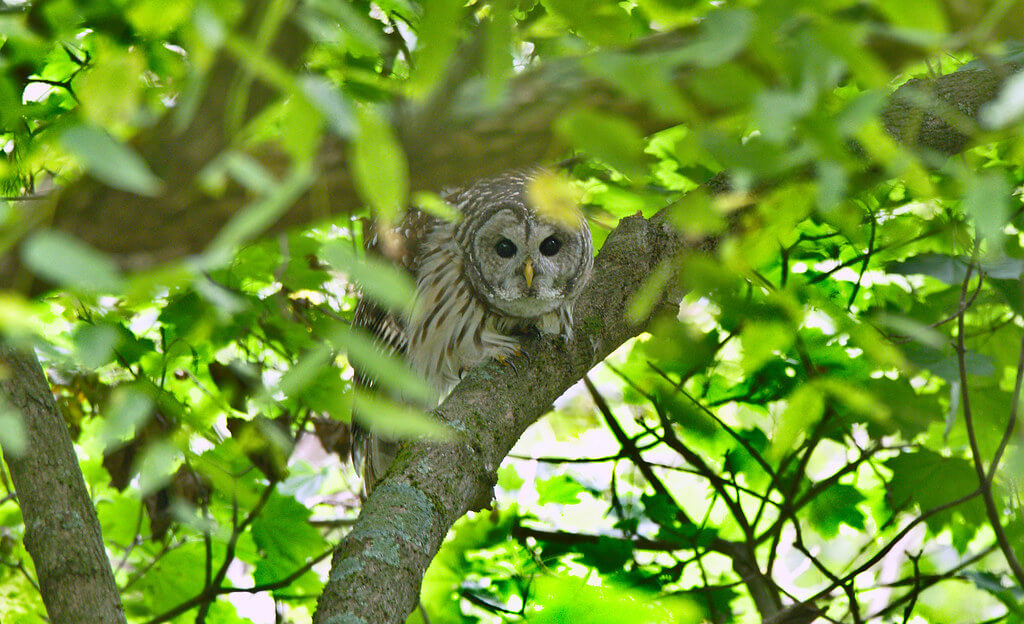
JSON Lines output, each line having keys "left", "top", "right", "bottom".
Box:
{"left": 468, "top": 208, "right": 587, "bottom": 319}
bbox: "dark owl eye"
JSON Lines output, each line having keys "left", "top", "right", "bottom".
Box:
{"left": 539, "top": 235, "right": 562, "bottom": 256}
{"left": 494, "top": 238, "right": 517, "bottom": 258}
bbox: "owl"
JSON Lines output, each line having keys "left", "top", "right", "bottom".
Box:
{"left": 352, "top": 170, "right": 594, "bottom": 492}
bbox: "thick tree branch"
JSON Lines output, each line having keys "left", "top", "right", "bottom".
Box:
{"left": 2, "top": 30, "right": 1019, "bottom": 288}
{"left": 312, "top": 211, "right": 681, "bottom": 622}
{"left": 0, "top": 343, "right": 127, "bottom": 624}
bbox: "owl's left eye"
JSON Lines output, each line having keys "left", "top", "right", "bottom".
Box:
{"left": 494, "top": 238, "right": 517, "bottom": 258}
{"left": 539, "top": 235, "right": 562, "bottom": 256}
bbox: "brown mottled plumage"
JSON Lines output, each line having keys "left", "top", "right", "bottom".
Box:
{"left": 352, "top": 171, "right": 593, "bottom": 492}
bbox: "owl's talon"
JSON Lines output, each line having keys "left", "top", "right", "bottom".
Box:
{"left": 496, "top": 354, "right": 519, "bottom": 374}
{"left": 514, "top": 346, "right": 532, "bottom": 368}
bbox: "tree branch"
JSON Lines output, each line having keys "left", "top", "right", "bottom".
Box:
{"left": 2, "top": 31, "right": 1019, "bottom": 288}
{"left": 0, "top": 343, "right": 127, "bottom": 624}
{"left": 312, "top": 211, "right": 682, "bottom": 622}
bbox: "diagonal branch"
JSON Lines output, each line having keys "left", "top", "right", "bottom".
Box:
{"left": 312, "top": 210, "right": 684, "bottom": 623}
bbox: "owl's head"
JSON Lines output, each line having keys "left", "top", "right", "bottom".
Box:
{"left": 455, "top": 172, "right": 594, "bottom": 320}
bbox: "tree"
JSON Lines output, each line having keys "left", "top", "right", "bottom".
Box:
{"left": 1, "top": 1, "right": 1023, "bottom": 623}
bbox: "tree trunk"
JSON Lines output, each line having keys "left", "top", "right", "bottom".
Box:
{"left": 0, "top": 343, "right": 127, "bottom": 624}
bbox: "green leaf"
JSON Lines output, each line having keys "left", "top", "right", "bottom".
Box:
{"left": 541, "top": 0, "right": 638, "bottom": 47}
{"left": 770, "top": 384, "right": 825, "bottom": 461}
{"left": 536, "top": 474, "right": 585, "bottom": 505}
{"left": 251, "top": 492, "right": 327, "bottom": 589}
{"left": 299, "top": 75, "right": 355, "bottom": 137}
{"left": 61, "top": 124, "right": 163, "bottom": 196}
{"left": 557, "top": 108, "right": 646, "bottom": 178}
{"left": 666, "top": 8, "right": 753, "bottom": 67}
{"left": 578, "top": 536, "right": 633, "bottom": 573}
{"left": 74, "top": 42, "right": 146, "bottom": 127}
{"left": 626, "top": 261, "right": 674, "bottom": 322}
{"left": 885, "top": 450, "right": 984, "bottom": 532}
{"left": 962, "top": 571, "right": 1024, "bottom": 617}
{"left": 318, "top": 240, "right": 416, "bottom": 314}
{"left": 529, "top": 576, "right": 700, "bottom": 623}
{"left": 278, "top": 94, "right": 325, "bottom": 161}
{"left": 874, "top": 0, "right": 947, "bottom": 34}
{"left": 807, "top": 483, "right": 866, "bottom": 537}
{"left": 199, "top": 164, "right": 314, "bottom": 269}
{"left": 100, "top": 385, "right": 154, "bottom": 448}
{"left": 887, "top": 253, "right": 970, "bottom": 284}
{"left": 408, "top": 0, "right": 462, "bottom": 97}
{"left": 412, "top": 191, "right": 461, "bottom": 222}
{"left": 739, "top": 321, "right": 794, "bottom": 373}
{"left": 335, "top": 328, "right": 433, "bottom": 405}
{"left": 134, "top": 542, "right": 208, "bottom": 613}
{"left": 981, "top": 69, "right": 1024, "bottom": 129}
{"left": 962, "top": 171, "right": 1012, "bottom": 247}
{"left": 135, "top": 440, "right": 181, "bottom": 496}
{"left": 483, "top": 0, "right": 513, "bottom": 100}
{"left": 21, "top": 231, "right": 126, "bottom": 294}
{"left": 126, "top": 0, "right": 193, "bottom": 37}
{"left": 72, "top": 323, "right": 120, "bottom": 369}
{"left": 351, "top": 106, "right": 408, "bottom": 221}
{"left": 351, "top": 389, "right": 449, "bottom": 439}
{"left": 0, "top": 399, "right": 26, "bottom": 456}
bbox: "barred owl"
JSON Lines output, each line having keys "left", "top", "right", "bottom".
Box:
{"left": 352, "top": 171, "right": 594, "bottom": 492}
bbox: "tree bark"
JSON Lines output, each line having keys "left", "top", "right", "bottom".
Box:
{"left": 0, "top": 343, "right": 127, "bottom": 624}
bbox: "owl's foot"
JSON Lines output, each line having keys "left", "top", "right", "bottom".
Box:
{"left": 496, "top": 346, "right": 530, "bottom": 373}
{"left": 495, "top": 352, "right": 519, "bottom": 373}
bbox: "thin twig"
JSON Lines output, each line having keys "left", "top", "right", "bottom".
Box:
{"left": 955, "top": 260, "right": 1024, "bottom": 588}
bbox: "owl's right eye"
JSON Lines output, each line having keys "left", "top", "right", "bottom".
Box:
{"left": 494, "top": 238, "right": 517, "bottom": 258}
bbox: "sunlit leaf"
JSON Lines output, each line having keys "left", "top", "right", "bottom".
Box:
{"left": 525, "top": 171, "right": 585, "bottom": 229}
{"left": 536, "top": 474, "right": 585, "bottom": 505}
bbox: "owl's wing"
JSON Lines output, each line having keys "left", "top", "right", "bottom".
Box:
{"left": 350, "top": 297, "right": 408, "bottom": 492}
{"left": 350, "top": 210, "right": 434, "bottom": 493}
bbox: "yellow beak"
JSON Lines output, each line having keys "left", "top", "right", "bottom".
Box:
{"left": 524, "top": 258, "right": 534, "bottom": 288}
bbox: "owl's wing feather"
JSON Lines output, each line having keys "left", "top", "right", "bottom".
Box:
{"left": 350, "top": 210, "right": 435, "bottom": 493}
{"left": 350, "top": 297, "right": 408, "bottom": 492}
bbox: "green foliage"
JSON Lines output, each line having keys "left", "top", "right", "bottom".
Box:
{"left": 2, "top": 0, "right": 1024, "bottom": 623}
